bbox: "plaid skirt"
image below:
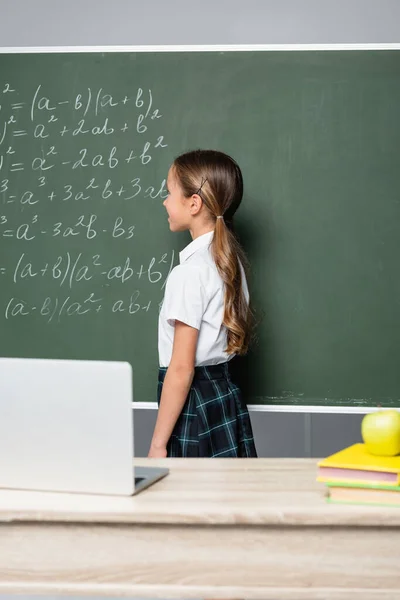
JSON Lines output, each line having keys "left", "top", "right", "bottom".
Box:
{"left": 157, "top": 362, "right": 257, "bottom": 458}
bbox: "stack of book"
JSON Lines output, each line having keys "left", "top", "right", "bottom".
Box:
{"left": 317, "top": 443, "right": 400, "bottom": 507}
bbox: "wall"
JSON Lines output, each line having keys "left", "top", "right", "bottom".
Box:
{"left": 1, "top": 0, "right": 400, "bottom": 46}
{"left": 1, "top": 0, "right": 399, "bottom": 458}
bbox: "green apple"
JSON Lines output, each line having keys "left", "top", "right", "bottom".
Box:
{"left": 361, "top": 410, "right": 400, "bottom": 456}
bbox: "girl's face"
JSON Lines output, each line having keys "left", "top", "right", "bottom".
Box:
{"left": 163, "top": 168, "right": 191, "bottom": 232}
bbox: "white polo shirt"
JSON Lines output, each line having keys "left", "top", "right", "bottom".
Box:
{"left": 158, "top": 230, "right": 249, "bottom": 367}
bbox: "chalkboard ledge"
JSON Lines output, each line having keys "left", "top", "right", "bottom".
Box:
{"left": 133, "top": 402, "right": 400, "bottom": 414}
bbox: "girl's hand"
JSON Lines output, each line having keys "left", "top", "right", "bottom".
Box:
{"left": 148, "top": 443, "right": 168, "bottom": 458}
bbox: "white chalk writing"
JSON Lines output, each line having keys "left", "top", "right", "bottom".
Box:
{"left": 0, "top": 80, "right": 174, "bottom": 323}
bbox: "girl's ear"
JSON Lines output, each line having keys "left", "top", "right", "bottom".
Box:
{"left": 190, "top": 193, "right": 203, "bottom": 216}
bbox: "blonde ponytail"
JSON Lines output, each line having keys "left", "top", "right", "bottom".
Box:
{"left": 212, "top": 217, "right": 251, "bottom": 355}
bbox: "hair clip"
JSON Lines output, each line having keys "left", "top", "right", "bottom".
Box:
{"left": 195, "top": 177, "right": 208, "bottom": 196}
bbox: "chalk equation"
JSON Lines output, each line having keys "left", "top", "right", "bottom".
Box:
{"left": 5, "top": 291, "right": 156, "bottom": 324}
{"left": 1, "top": 214, "right": 136, "bottom": 240}
{"left": 0, "top": 250, "right": 175, "bottom": 288}
{"left": 0, "top": 79, "right": 175, "bottom": 324}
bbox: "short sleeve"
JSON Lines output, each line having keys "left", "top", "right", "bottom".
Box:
{"left": 162, "top": 265, "right": 208, "bottom": 330}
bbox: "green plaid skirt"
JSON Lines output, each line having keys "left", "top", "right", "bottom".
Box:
{"left": 157, "top": 362, "right": 257, "bottom": 458}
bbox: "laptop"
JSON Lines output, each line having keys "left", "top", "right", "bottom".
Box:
{"left": 0, "top": 357, "right": 168, "bottom": 495}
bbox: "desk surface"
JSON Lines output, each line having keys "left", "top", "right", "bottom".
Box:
{"left": 1, "top": 459, "right": 400, "bottom": 599}
{"left": 1, "top": 458, "right": 399, "bottom": 527}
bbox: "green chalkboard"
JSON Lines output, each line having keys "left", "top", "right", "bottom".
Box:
{"left": 1, "top": 49, "right": 400, "bottom": 408}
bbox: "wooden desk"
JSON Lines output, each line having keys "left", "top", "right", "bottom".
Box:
{"left": 0, "top": 458, "right": 399, "bottom": 599}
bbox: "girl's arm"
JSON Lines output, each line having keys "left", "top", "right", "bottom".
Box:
{"left": 148, "top": 320, "right": 198, "bottom": 457}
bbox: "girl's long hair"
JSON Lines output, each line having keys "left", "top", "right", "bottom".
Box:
{"left": 173, "top": 149, "right": 252, "bottom": 355}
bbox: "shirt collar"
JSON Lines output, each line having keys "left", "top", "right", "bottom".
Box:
{"left": 179, "top": 230, "right": 214, "bottom": 264}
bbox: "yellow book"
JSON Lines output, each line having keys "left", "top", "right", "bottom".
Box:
{"left": 317, "top": 443, "right": 400, "bottom": 486}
